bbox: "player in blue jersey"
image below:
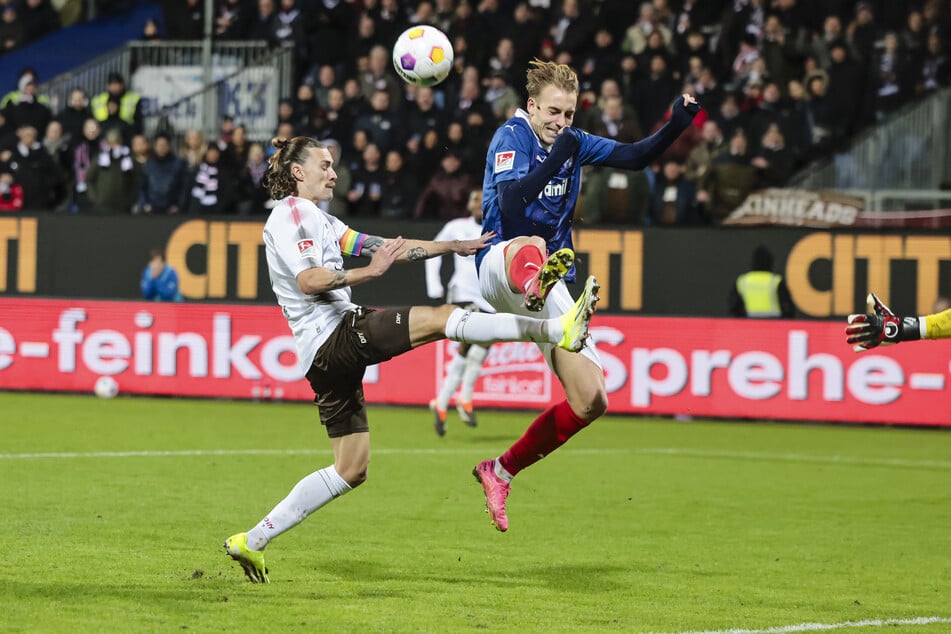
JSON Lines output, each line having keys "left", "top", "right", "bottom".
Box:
{"left": 472, "top": 59, "right": 700, "bottom": 532}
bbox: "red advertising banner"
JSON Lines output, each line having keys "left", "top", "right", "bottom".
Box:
{"left": 1, "top": 298, "right": 949, "bottom": 426}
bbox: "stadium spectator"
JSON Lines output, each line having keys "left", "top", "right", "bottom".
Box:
{"left": 3, "top": 72, "right": 52, "bottom": 135}
{"left": 869, "top": 31, "right": 913, "bottom": 121}
{"left": 304, "top": 0, "right": 356, "bottom": 74}
{"left": 0, "top": 166, "right": 23, "bottom": 211}
{"left": 308, "top": 64, "right": 337, "bottom": 110}
{"left": 698, "top": 128, "right": 759, "bottom": 222}
{"left": 69, "top": 118, "right": 103, "bottom": 213}
{"left": 360, "top": 45, "right": 403, "bottom": 111}
{"left": 650, "top": 158, "right": 698, "bottom": 225}
{"left": 633, "top": 54, "right": 679, "bottom": 135}
{"left": 353, "top": 89, "right": 401, "bottom": 154}
{"left": 917, "top": 29, "right": 951, "bottom": 94}
{"left": 163, "top": 0, "right": 205, "bottom": 40}
{"left": 141, "top": 248, "right": 183, "bottom": 302}
{"left": 248, "top": 0, "right": 275, "bottom": 43}
{"left": 0, "top": 110, "right": 14, "bottom": 152}
{"left": 270, "top": 0, "right": 306, "bottom": 65}
{"left": 346, "top": 142, "right": 384, "bottom": 216}
{"left": 140, "top": 17, "right": 160, "bottom": 41}
{"left": 317, "top": 138, "right": 349, "bottom": 218}
{"left": 729, "top": 245, "right": 795, "bottom": 319}
{"left": 413, "top": 149, "right": 475, "bottom": 220}
{"left": 9, "top": 125, "right": 64, "bottom": 211}
{"left": 242, "top": 141, "right": 270, "bottom": 214}
{"left": 137, "top": 132, "right": 186, "bottom": 215}
{"left": 1, "top": 69, "right": 48, "bottom": 110}
{"left": 180, "top": 129, "right": 207, "bottom": 169}
{"left": 751, "top": 123, "right": 795, "bottom": 188}
{"left": 97, "top": 95, "right": 135, "bottom": 145}
{"left": 42, "top": 120, "right": 70, "bottom": 207}
{"left": 403, "top": 85, "right": 445, "bottom": 149}
{"left": 91, "top": 73, "right": 142, "bottom": 135}
{"left": 622, "top": 1, "right": 671, "bottom": 56}
{"left": 130, "top": 134, "right": 150, "bottom": 167}
{"left": 20, "top": 0, "right": 60, "bottom": 42}
{"left": 0, "top": 4, "right": 26, "bottom": 53}
{"left": 848, "top": 1, "right": 878, "bottom": 64}
{"left": 182, "top": 144, "right": 238, "bottom": 214}
{"left": 378, "top": 148, "right": 417, "bottom": 219}
{"left": 56, "top": 88, "right": 92, "bottom": 144}
{"left": 311, "top": 87, "right": 353, "bottom": 144}
{"left": 86, "top": 127, "right": 138, "bottom": 215}
{"left": 484, "top": 69, "right": 521, "bottom": 123}
{"left": 222, "top": 123, "right": 251, "bottom": 168}
{"left": 214, "top": 0, "right": 250, "bottom": 39}
{"left": 685, "top": 119, "right": 726, "bottom": 184}
{"left": 810, "top": 14, "right": 845, "bottom": 71}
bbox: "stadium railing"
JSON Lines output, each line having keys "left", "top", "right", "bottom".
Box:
{"left": 789, "top": 88, "right": 951, "bottom": 192}
{"left": 37, "top": 41, "right": 293, "bottom": 143}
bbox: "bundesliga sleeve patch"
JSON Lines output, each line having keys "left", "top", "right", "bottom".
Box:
{"left": 494, "top": 151, "right": 515, "bottom": 174}
{"left": 297, "top": 239, "right": 316, "bottom": 258}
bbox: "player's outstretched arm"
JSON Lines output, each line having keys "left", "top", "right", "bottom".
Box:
{"left": 360, "top": 232, "right": 495, "bottom": 262}
{"left": 600, "top": 94, "right": 700, "bottom": 171}
{"left": 845, "top": 292, "right": 925, "bottom": 352}
{"left": 297, "top": 238, "right": 405, "bottom": 294}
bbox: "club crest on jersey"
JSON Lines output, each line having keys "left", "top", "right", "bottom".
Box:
{"left": 297, "top": 239, "right": 316, "bottom": 258}
{"left": 495, "top": 151, "right": 515, "bottom": 173}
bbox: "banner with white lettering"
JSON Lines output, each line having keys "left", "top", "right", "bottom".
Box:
{"left": 723, "top": 189, "right": 866, "bottom": 227}
{"left": 1, "top": 298, "right": 948, "bottom": 426}
{"left": 132, "top": 66, "right": 277, "bottom": 138}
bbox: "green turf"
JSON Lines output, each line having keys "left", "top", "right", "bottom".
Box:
{"left": 1, "top": 392, "right": 949, "bottom": 633}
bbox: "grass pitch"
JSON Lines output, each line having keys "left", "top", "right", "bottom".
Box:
{"left": 1, "top": 392, "right": 949, "bottom": 633}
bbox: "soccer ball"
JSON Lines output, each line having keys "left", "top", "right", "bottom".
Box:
{"left": 392, "top": 25, "right": 454, "bottom": 87}
{"left": 94, "top": 376, "right": 119, "bottom": 399}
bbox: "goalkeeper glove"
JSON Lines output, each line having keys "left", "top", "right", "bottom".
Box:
{"left": 845, "top": 293, "right": 921, "bottom": 353}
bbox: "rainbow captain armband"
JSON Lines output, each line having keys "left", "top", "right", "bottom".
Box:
{"left": 339, "top": 229, "right": 368, "bottom": 256}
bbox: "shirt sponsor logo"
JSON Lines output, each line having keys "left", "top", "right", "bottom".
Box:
{"left": 297, "top": 239, "right": 316, "bottom": 258}
{"left": 495, "top": 151, "right": 515, "bottom": 173}
{"left": 542, "top": 180, "right": 567, "bottom": 198}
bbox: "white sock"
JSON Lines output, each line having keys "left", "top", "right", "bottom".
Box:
{"left": 445, "top": 308, "right": 563, "bottom": 345}
{"left": 460, "top": 345, "right": 488, "bottom": 402}
{"left": 245, "top": 465, "right": 351, "bottom": 550}
{"left": 437, "top": 352, "right": 466, "bottom": 410}
{"left": 493, "top": 458, "right": 514, "bottom": 483}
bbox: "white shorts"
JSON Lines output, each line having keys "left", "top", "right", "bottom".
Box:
{"left": 478, "top": 240, "right": 601, "bottom": 371}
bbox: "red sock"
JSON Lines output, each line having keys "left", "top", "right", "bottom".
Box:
{"left": 507, "top": 244, "right": 545, "bottom": 292}
{"left": 499, "top": 400, "right": 589, "bottom": 476}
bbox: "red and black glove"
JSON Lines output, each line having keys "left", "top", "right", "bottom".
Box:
{"left": 845, "top": 293, "right": 921, "bottom": 352}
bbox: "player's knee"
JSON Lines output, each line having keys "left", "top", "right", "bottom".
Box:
{"left": 335, "top": 462, "right": 369, "bottom": 488}
{"left": 572, "top": 388, "right": 608, "bottom": 422}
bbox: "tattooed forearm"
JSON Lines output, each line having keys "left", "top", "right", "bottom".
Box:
{"left": 406, "top": 246, "right": 428, "bottom": 261}
{"left": 330, "top": 269, "right": 347, "bottom": 288}
{"left": 361, "top": 235, "right": 385, "bottom": 255}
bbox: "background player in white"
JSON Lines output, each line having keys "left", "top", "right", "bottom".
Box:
{"left": 425, "top": 189, "right": 493, "bottom": 435}
{"left": 223, "top": 135, "right": 598, "bottom": 583}
{"left": 472, "top": 60, "right": 699, "bottom": 532}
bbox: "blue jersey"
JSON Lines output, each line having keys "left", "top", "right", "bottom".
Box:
{"left": 477, "top": 109, "right": 617, "bottom": 281}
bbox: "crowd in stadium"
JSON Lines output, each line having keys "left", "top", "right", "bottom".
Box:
{"left": 0, "top": 0, "right": 949, "bottom": 222}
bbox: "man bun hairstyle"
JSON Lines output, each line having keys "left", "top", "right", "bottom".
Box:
{"left": 262, "top": 135, "right": 325, "bottom": 200}
{"left": 525, "top": 59, "right": 579, "bottom": 100}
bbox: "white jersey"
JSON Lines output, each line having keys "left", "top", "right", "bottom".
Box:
{"left": 264, "top": 196, "right": 359, "bottom": 372}
{"left": 424, "top": 216, "right": 494, "bottom": 313}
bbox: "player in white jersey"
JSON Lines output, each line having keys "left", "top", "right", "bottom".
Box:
{"left": 223, "top": 135, "right": 600, "bottom": 583}
{"left": 424, "top": 189, "right": 493, "bottom": 435}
